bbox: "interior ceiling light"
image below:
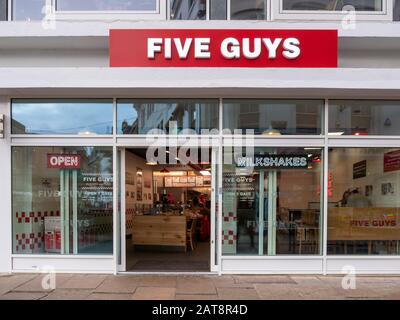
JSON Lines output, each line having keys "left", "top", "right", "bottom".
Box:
{"left": 262, "top": 126, "right": 281, "bottom": 136}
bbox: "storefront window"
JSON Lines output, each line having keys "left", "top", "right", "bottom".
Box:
{"left": 328, "top": 148, "right": 400, "bottom": 255}
{"left": 0, "top": 0, "right": 6, "bottom": 20}
{"left": 56, "top": 0, "right": 157, "bottom": 11}
{"left": 223, "top": 147, "right": 323, "bottom": 256}
{"left": 12, "top": 147, "right": 113, "bottom": 255}
{"left": 170, "top": 0, "right": 206, "bottom": 20}
{"left": 395, "top": 0, "right": 400, "bottom": 21}
{"left": 282, "top": 0, "right": 383, "bottom": 11}
{"left": 231, "top": 0, "right": 266, "bottom": 20}
{"left": 210, "top": 0, "right": 227, "bottom": 19}
{"left": 11, "top": 99, "right": 113, "bottom": 135}
{"left": 223, "top": 99, "right": 323, "bottom": 135}
{"left": 13, "top": 0, "right": 46, "bottom": 21}
{"left": 329, "top": 100, "right": 400, "bottom": 136}
{"left": 117, "top": 99, "right": 219, "bottom": 135}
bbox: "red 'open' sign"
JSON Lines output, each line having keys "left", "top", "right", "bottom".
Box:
{"left": 47, "top": 154, "right": 81, "bottom": 169}
{"left": 110, "top": 29, "right": 338, "bottom": 68}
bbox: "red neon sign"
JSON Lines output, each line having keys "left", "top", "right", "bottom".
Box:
{"left": 47, "top": 154, "right": 81, "bottom": 169}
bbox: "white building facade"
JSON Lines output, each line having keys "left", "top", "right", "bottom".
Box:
{"left": 1, "top": 0, "right": 400, "bottom": 275}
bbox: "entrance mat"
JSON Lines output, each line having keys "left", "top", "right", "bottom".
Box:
{"left": 129, "top": 260, "right": 209, "bottom": 272}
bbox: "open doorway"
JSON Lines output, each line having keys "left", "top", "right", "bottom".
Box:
{"left": 122, "top": 147, "right": 214, "bottom": 272}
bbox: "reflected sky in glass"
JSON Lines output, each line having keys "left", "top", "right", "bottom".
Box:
{"left": 56, "top": 0, "right": 157, "bottom": 11}
{"left": 12, "top": 100, "right": 113, "bottom": 135}
{"left": 13, "top": 0, "right": 46, "bottom": 21}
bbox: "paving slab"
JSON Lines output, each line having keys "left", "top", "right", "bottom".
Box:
{"left": 0, "top": 274, "right": 38, "bottom": 295}
{"left": 1, "top": 291, "right": 48, "bottom": 300}
{"left": 217, "top": 287, "right": 260, "bottom": 300}
{"left": 57, "top": 274, "right": 108, "bottom": 290}
{"left": 87, "top": 293, "right": 134, "bottom": 300}
{"left": 254, "top": 284, "right": 303, "bottom": 300}
{"left": 210, "top": 276, "right": 254, "bottom": 289}
{"left": 13, "top": 274, "right": 74, "bottom": 292}
{"left": 137, "top": 276, "right": 177, "bottom": 288}
{"left": 41, "top": 289, "right": 92, "bottom": 300}
{"left": 235, "top": 275, "right": 296, "bottom": 285}
{"left": 176, "top": 276, "right": 217, "bottom": 295}
{"left": 94, "top": 276, "right": 140, "bottom": 293}
{"left": 175, "top": 294, "right": 219, "bottom": 300}
{"left": 132, "top": 287, "right": 176, "bottom": 300}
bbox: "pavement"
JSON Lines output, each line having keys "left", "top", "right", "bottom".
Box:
{"left": 0, "top": 273, "right": 400, "bottom": 300}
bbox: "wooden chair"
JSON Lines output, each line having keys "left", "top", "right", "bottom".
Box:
{"left": 186, "top": 218, "right": 197, "bottom": 251}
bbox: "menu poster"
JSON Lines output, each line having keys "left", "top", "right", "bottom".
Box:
{"left": 165, "top": 177, "right": 173, "bottom": 187}
{"left": 353, "top": 160, "right": 367, "bottom": 179}
{"left": 195, "top": 176, "right": 203, "bottom": 187}
{"left": 384, "top": 150, "right": 400, "bottom": 173}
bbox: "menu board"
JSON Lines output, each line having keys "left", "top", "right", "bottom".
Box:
{"left": 165, "top": 175, "right": 211, "bottom": 188}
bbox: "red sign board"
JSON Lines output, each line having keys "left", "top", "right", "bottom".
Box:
{"left": 47, "top": 154, "right": 81, "bottom": 169}
{"left": 110, "top": 29, "right": 338, "bottom": 68}
{"left": 384, "top": 150, "right": 400, "bottom": 173}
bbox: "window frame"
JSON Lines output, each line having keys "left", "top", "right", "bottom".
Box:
{"left": 273, "top": 0, "right": 394, "bottom": 21}
{"left": 52, "top": 0, "right": 165, "bottom": 21}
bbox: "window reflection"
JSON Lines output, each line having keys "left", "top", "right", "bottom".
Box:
{"left": 210, "top": 0, "right": 227, "bottom": 20}
{"left": 170, "top": 0, "right": 206, "bottom": 20}
{"left": 395, "top": 0, "right": 400, "bottom": 21}
{"left": 12, "top": 99, "right": 113, "bottom": 135}
{"left": 56, "top": 0, "right": 157, "bottom": 11}
{"left": 117, "top": 99, "right": 219, "bottom": 135}
{"left": 231, "top": 0, "right": 266, "bottom": 20}
{"left": 0, "top": 0, "right": 6, "bottom": 21}
{"left": 13, "top": 0, "right": 46, "bottom": 21}
{"left": 223, "top": 100, "right": 323, "bottom": 135}
{"left": 329, "top": 100, "right": 400, "bottom": 136}
{"left": 282, "top": 0, "right": 383, "bottom": 11}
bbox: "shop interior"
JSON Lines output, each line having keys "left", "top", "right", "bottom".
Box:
{"left": 328, "top": 147, "right": 400, "bottom": 255}
{"left": 124, "top": 148, "right": 212, "bottom": 272}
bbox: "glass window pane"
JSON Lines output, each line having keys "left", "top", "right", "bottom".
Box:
{"left": 328, "top": 148, "right": 400, "bottom": 255}
{"left": 223, "top": 99, "right": 323, "bottom": 135}
{"left": 0, "top": 0, "right": 7, "bottom": 21}
{"left": 13, "top": 0, "right": 46, "bottom": 21}
{"left": 210, "top": 0, "right": 227, "bottom": 19}
{"left": 117, "top": 99, "right": 219, "bottom": 135}
{"left": 231, "top": 0, "right": 265, "bottom": 20}
{"left": 12, "top": 99, "right": 113, "bottom": 135}
{"left": 395, "top": 0, "right": 400, "bottom": 21}
{"left": 12, "top": 146, "right": 113, "bottom": 255}
{"left": 223, "top": 147, "right": 323, "bottom": 255}
{"left": 170, "top": 0, "right": 206, "bottom": 20}
{"left": 282, "top": 0, "right": 383, "bottom": 11}
{"left": 56, "top": 0, "right": 157, "bottom": 11}
{"left": 329, "top": 100, "right": 400, "bottom": 136}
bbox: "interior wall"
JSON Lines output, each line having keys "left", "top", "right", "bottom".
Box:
{"left": 125, "top": 151, "right": 153, "bottom": 235}
{"left": 329, "top": 148, "right": 400, "bottom": 207}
